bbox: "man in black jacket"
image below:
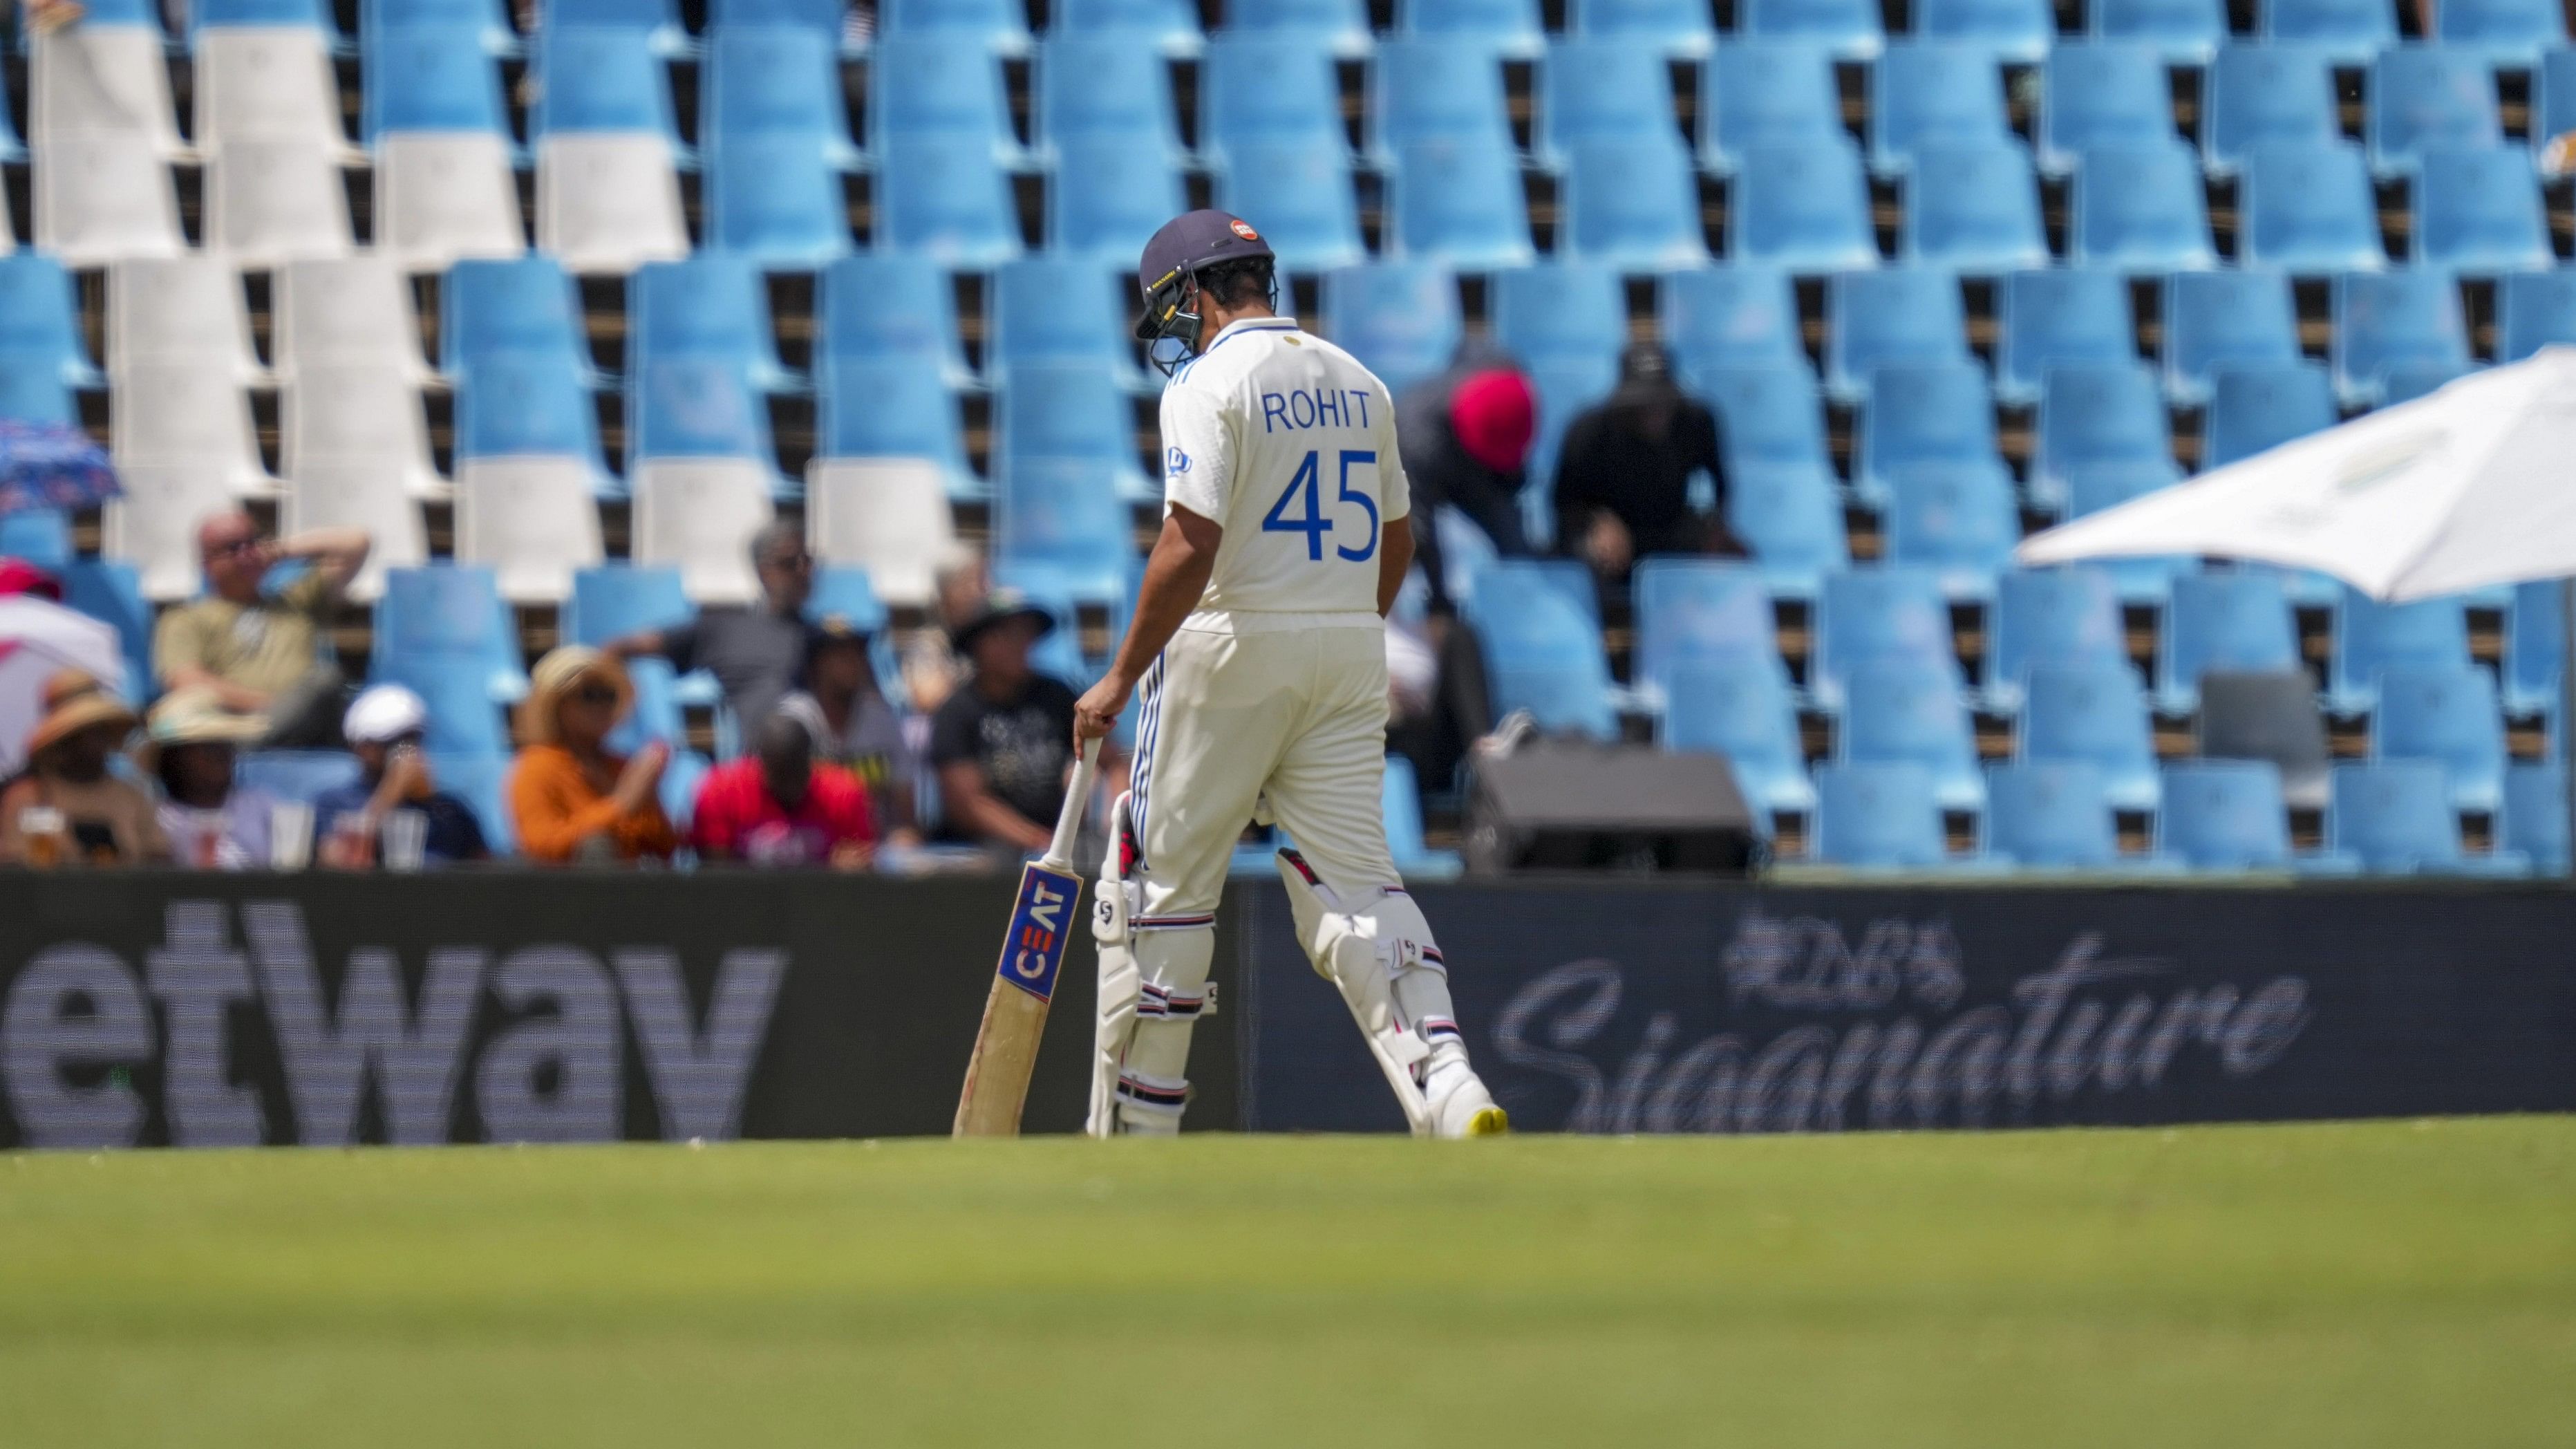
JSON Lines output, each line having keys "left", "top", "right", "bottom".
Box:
{"left": 1551, "top": 344, "right": 1743, "bottom": 588}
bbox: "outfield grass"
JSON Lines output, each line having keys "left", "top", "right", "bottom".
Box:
{"left": 3, "top": 1118, "right": 2572, "bottom": 1448}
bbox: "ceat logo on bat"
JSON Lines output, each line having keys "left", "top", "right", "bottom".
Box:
{"left": 1230, "top": 218, "right": 1260, "bottom": 241}
{"left": 997, "top": 868, "right": 1075, "bottom": 1002}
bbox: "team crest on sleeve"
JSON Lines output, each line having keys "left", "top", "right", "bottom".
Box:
{"left": 1166, "top": 446, "right": 1190, "bottom": 474}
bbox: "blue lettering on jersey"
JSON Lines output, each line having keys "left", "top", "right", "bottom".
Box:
{"left": 1259, "top": 388, "right": 1380, "bottom": 433}
{"left": 1165, "top": 445, "right": 1190, "bottom": 474}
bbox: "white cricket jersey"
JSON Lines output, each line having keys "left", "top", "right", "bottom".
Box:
{"left": 1158, "top": 317, "right": 1411, "bottom": 616}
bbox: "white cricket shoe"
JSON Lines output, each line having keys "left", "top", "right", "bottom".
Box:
{"left": 1427, "top": 1065, "right": 1508, "bottom": 1139}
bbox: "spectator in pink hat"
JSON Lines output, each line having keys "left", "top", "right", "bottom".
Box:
{"left": 1396, "top": 349, "right": 1537, "bottom": 617}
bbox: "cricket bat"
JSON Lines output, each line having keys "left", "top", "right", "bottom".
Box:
{"left": 952, "top": 737, "right": 1102, "bottom": 1137}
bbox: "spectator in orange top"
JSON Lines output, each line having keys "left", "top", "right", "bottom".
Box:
{"left": 507, "top": 646, "right": 678, "bottom": 866}
{"left": 690, "top": 711, "right": 875, "bottom": 869}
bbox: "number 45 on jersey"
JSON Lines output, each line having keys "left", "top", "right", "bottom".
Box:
{"left": 1263, "top": 449, "right": 1379, "bottom": 563}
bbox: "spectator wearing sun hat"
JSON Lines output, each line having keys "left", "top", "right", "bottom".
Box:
{"left": 507, "top": 647, "right": 678, "bottom": 866}
{"left": 140, "top": 693, "right": 273, "bottom": 869}
{"left": 311, "top": 684, "right": 491, "bottom": 867}
{"left": 0, "top": 669, "right": 165, "bottom": 866}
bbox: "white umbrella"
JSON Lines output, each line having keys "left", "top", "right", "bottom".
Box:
{"left": 2018, "top": 346, "right": 2576, "bottom": 866}
{"left": 0, "top": 595, "right": 126, "bottom": 778}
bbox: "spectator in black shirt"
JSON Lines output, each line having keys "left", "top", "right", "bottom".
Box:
{"left": 928, "top": 592, "right": 1082, "bottom": 853}
{"left": 1552, "top": 344, "right": 1743, "bottom": 588}
{"left": 605, "top": 522, "right": 814, "bottom": 730}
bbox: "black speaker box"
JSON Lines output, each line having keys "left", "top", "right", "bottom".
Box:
{"left": 1463, "top": 742, "right": 1760, "bottom": 876}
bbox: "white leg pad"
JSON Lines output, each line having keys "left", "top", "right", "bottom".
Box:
{"left": 1089, "top": 794, "right": 1221, "bottom": 1137}
{"left": 1274, "top": 849, "right": 1478, "bottom": 1137}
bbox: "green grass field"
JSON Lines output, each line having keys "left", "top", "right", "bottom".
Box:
{"left": 4, "top": 1118, "right": 2572, "bottom": 1448}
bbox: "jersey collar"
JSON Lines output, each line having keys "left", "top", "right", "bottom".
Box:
{"left": 1203, "top": 317, "right": 1301, "bottom": 350}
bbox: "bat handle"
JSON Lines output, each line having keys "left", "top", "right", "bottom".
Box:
{"left": 1042, "top": 736, "right": 1101, "bottom": 872}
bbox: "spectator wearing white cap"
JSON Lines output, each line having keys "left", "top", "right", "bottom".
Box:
{"left": 310, "top": 685, "right": 491, "bottom": 866}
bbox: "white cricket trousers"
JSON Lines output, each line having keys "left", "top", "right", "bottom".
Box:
{"left": 1128, "top": 610, "right": 1402, "bottom": 924}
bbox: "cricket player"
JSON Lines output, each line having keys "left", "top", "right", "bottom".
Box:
{"left": 1073, "top": 210, "right": 1507, "bottom": 1139}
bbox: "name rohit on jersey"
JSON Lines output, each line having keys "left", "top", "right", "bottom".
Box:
{"left": 1259, "top": 387, "right": 1375, "bottom": 433}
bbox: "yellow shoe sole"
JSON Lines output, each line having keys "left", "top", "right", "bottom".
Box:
{"left": 1465, "top": 1105, "right": 1510, "bottom": 1137}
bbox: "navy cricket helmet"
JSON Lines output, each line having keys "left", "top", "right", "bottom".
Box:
{"left": 1133, "top": 209, "right": 1277, "bottom": 373}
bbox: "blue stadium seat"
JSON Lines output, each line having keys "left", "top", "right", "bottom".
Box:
{"left": 1051, "top": 137, "right": 1189, "bottom": 271}
{"left": 702, "top": 22, "right": 858, "bottom": 169}
{"left": 2033, "top": 362, "right": 2172, "bottom": 515}
{"left": 2000, "top": 268, "right": 2137, "bottom": 405}
{"left": 1917, "top": 0, "right": 2053, "bottom": 61}
{"left": 366, "top": 0, "right": 514, "bottom": 57}
{"left": 2020, "top": 664, "right": 2161, "bottom": 811}
{"left": 1989, "top": 566, "right": 2129, "bottom": 713}
{"left": 1727, "top": 454, "right": 1852, "bottom": 601}
{"left": 869, "top": 32, "right": 1022, "bottom": 162}
{"left": 0, "top": 255, "right": 100, "bottom": 388}
{"left": 1465, "top": 561, "right": 1620, "bottom": 737}
{"left": 805, "top": 564, "right": 890, "bottom": 635}
{"left": 60, "top": 560, "right": 153, "bottom": 704}
{"left": 2161, "top": 759, "right": 2297, "bottom": 868}
{"left": 1572, "top": 0, "right": 1718, "bottom": 57}
{"left": 881, "top": 0, "right": 1032, "bottom": 54}
{"left": 562, "top": 563, "right": 692, "bottom": 648}
{"left": 2369, "top": 46, "right": 2501, "bottom": 177}
{"left": 2377, "top": 360, "right": 2476, "bottom": 404}
{"left": 0, "top": 507, "right": 70, "bottom": 573}
{"left": 2501, "top": 762, "right": 2569, "bottom": 872}
{"left": 370, "top": 564, "right": 527, "bottom": 747}
{"left": 455, "top": 352, "right": 614, "bottom": 483}
{"left": 2544, "top": 48, "right": 2576, "bottom": 177}
{"left": 989, "top": 257, "right": 1145, "bottom": 393}
{"left": 1738, "top": 0, "right": 1885, "bottom": 59}
{"left": 2069, "top": 142, "right": 2220, "bottom": 272}
{"left": 2330, "top": 760, "right": 2519, "bottom": 874}
{"left": 0, "top": 357, "right": 75, "bottom": 426}
{"left": 626, "top": 357, "right": 783, "bottom": 490}
{"left": 2037, "top": 44, "right": 2174, "bottom": 177}
{"left": 875, "top": 131, "right": 1024, "bottom": 267}
{"left": 1559, "top": 133, "right": 1711, "bottom": 270}
{"left": 237, "top": 751, "right": 365, "bottom": 807}
{"left": 1870, "top": 43, "right": 2011, "bottom": 176}
{"left": 605, "top": 655, "right": 688, "bottom": 757}
{"left": 2439, "top": 0, "right": 2568, "bottom": 62}
{"left": 994, "top": 362, "right": 1152, "bottom": 520}
{"left": 1856, "top": 362, "right": 1999, "bottom": 509}
{"left": 1226, "top": 0, "right": 1372, "bottom": 58}
{"left": 994, "top": 469, "right": 1136, "bottom": 604}
{"left": 1660, "top": 267, "right": 1809, "bottom": 384}
{"left": 364, "top": 22, "right": 511, "bottom": 142}
{"left": 2497, "top": 270, "right": 2576, "bottom": 360}
{"left": 1402, "top": 0, "right": 1546, "bottom": 57}
{"left": 1903, "top": 142, "right": 2049, "bottom": 272}
{"left": 1701, "top": 42, "right": 1842, "bottom": 174}
{"left": 1813, "top": 565, "right": 1964, "bottom": 712}
{"left": 1986, "top": 761, "right": 2122, "bottom": 867}
{"left": 1055, "top": 0, "right": 1202, "bottom": 55}
{"left": 1494, "top": 264, "right": 1626, "bottom": 374}
{"left": 441, "top": 255, "right": 593, "bottom": 382}
{"left": 1324, "top": 263, "right": 1463, "bottom": 395}
{"left": 2414, "top": 146, "right": 2554, "bottom": 274}
{"left": 708, "top": 0, "right": 853, "bottom": 41}
{"left": 2159, "top": 568, "right": 2299, "bottom": 711}
{"left": 2239, "top": 141, "right": 2387, "bottom": 272}
{"left": 1389, "top": 135, "right": 1540, "bottom": 270}
{"left": 1373, "top": 36, "right": 1512, "bottom": 162}
{"left": 1813, "top": 762, "right": 1950, "bottom": 867}
{"left": 1632, "top": 557, "right": 1779, "bottom": 691}
{"left": 630, "top": 256, "right": 796, "bottom": 394}
{"left": 2202, "top": 44, "right": 2338, "bottom": 178}
{"left": 532, "top": 25, "right": 680, "bottom": 142}
{"left": 1699, "top": 364, "right": 1833, "bottom": 478}
{"left": 818, "top": 253, "right": 972, "bottom": 389}
{"left": 2374, "top": 664, "right": 2507, "bottom": 812}
{"left": 1539, "top": 37, "right": 1678, "bottom": 169}
{"left": 1662, "top": 655, "right": 1818, "bottom": 817}
{"left": 708, "top": 133, "right": 852, "bottom": 267}
{"left": 2331, "top": 271, "right": 2469, "bottom": 407}
{"left": 1883, "top": 457, "right": 2020, "bottom": 602}
{"left": 2203, "top": 361, "right": 2338, "bottom": 469}
{"left": 1729, "top": 139, "right": 1880, "bottom": 272}
{"left": 818, "top": 357, "right": 980, "bottom": 498}
{"left": 2262, "top": 0, "right": 2398, "bottom": 62}
{"left": 2163, "top": 270, "right": 2301, "bottom": 404}
{"left": 1841, "top": 660, "right": 1987, "bottom": 812}
{"left": 1201, "top": 34, "right": 1347, "bottom": 165}
{"left": 1216, "top": 135, "right": 1366, "bottom": 272}
{"left": 2091, "top": 0, "right": 2226, "bottom": 62}
{"left": 1039, "top": 30, "right": 1185, "bottom": 164}
{"left": 2504, "top": 579, "right": 2564, "bottom": 716}
{"left": 2329, "top": 590, "right": 2471, "bottom": 713}
{"left": 1827, "top": 268, "right": 1971, "bottom": 404}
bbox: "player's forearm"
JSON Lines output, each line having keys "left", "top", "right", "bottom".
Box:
{"left": 1376, "top": 515, "right": 1416, "bottom": 617}
{"left": 1106, "top": 511, "right": 1221, "bottom": 687}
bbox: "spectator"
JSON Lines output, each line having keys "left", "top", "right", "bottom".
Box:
{"left": 690, "top": 711, "right": 876, "bottom": 868}
{"left": 153, "top": 510, "right": 370, "bottom": 748}
{"left": 902, "top": 548, "right": 990, "bottom": 714}
{"left": 928, "top": 591, "right": 1080, "bottom": 853}
{"left": 141, "top": 695, "right": 272, "bottom": 869}
{"left": 1398, "top": 350, "right": 1536, "bottom": 614}
{"left": 777, "top": 615, "right": 920, "bottom": 843}
{"left": 0, "top": 669, "right": 166, "bottom": 866}
{"left": 507, "top": 647, "right": 678, "bottom": 866}
{"left": 605, "top": 521, "right": 813, "bottom": 730}
{"left": 312, "top": 684, "right": 491, "bottom": 868}
{"left": 1385, "top": 608, "right": 1494, "bottom": 799}
{"left": 1551, "top": 343, "right": 1740, "bottom": 589}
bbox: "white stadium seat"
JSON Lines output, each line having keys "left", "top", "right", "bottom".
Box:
{"left": 35, "top": 134, "right": 184, "bottom": 267}
{"left": 282, "top": 364, "right": 444, "bottom": 499}
{"left": 273, "top": 257, "right": 432, "bottom": 384}
{"left": 109, "top": 258, "right": 266, "bottom": 384}
{"left": 632, "top": 460, "right": 775, "bottom": 604}
{"left": 375, "top": 133, "right": 528, "bottom": 273}
{"left": 111, "top": 361, "right": 273, "bottom": 498}
{"left": 536, "top": 133, "right": 691, "bottom": 274}
{"left": 282, "top": 458, "right": 429, "bottom": 604}
{"left": 456, "top": 458, "right": 608, "bottom": 605}
{"left": 807, "top": 458, "right": 960, "bottom": 610}
{"left": 31, "top": 25, "right": 184, "bottom": 156}
{"left": 194, "top": 26, "right": 352, "bottom": 158}
{"left": 205, "top": 139, "right": 355, "bottom": 266}
{"left": 103, "top": 462, "right": 238, "bottom": 601}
